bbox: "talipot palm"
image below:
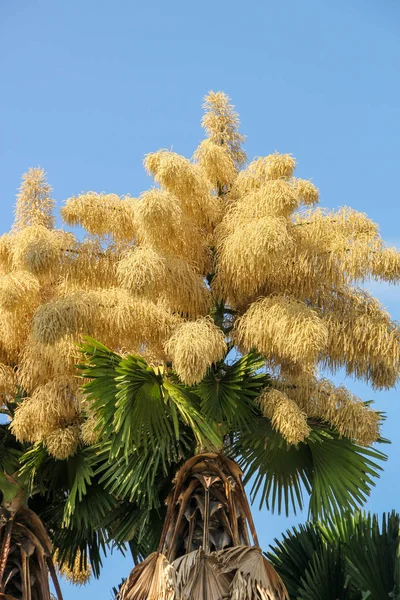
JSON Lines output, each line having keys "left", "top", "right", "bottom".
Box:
{"left": 0, "top": 91, "right": 398, "bottom": 596}
{"left": 73, "top": 338, "right": 386, "bottom": 599}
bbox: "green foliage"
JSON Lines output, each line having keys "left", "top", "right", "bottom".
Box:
{"left": 268, "top": 511, "right": 400, "bottom": 600}
{"left": 0, "top": 337, "right": 389, "bottom": 581}
{"left": 196, "top": 352, "right": 268, "bottom": 432}
{"left": 329, "top": 511, "right": 400, "bottom": 600}
{"left": 80, "top": 338, "right": 220, "bottom": 456}
{"left": 235, "top": 419, "right": 385, "bottom": 520}
{"left": 297, "top": 544, "right": 351, "bottom": 600}
{"left": 265, "top": 523, "right": 324, "bottom": 598}
{"left": 0, "top": 423, "right": 22, "bottom": 475}
{"left": 19, "top": 443, "right": 113, "bottom": 576}
{"left": 307, "top": 430, "right": 385, "bottom": 520}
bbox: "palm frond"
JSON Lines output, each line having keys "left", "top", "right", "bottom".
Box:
{"left": 269, "top": 511, "right": 400, "bottom": 600}
{"left": 94, "top": 439, "right": 191, "bottom": 510}
{"left": 0, "top": 424, "right": 22, "bottom": 477}
{"left": 196, "top": 352, "right": 268, "bottom": 432}
{"left": 267, "top": 523, "right": 324, "bottom": 598}
{"left": 101, "top": 504, "right": 162, "bottom": 562}
{"left": 234, "top": 417, "right": 312, "bottom": 516}
{"left": 329, "top": 511, "right": 400, "bottom": 599}
{"left": 235, "top": 418, "right": 386, "bottom": 519}
{"left": 19, "top": 442, "right": 115, "bottom": 578}
{"left": 297, "top": 543, "right": 351, "bottom": 600}
{"left": 79, "top": 337, "right": 220, "bottom": 457}
{"left": 307, "top": 430, "right": 386, "bottom": 519}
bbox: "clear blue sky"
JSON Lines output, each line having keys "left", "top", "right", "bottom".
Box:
{"left": 1, "top": 0, "right": 400, "bottom": 597}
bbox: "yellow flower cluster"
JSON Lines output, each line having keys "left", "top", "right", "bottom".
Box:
{"left": 1, "top": 91, "right": 398, "bottom": 456}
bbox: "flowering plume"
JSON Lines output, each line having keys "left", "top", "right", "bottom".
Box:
{"left": 1, "top": 91, "right": 399, "bottom": 457}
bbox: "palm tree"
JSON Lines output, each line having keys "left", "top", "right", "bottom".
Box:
{"left": 0, "top": 468, "right": 63, "bottom": 599}
{"left": 0, "top": 90, "right": 399, "bottom": 596}
{"left": 73, "top": 338, "right": 386, "bottom": 598}
{"left": 0, "top": 337, "right": 387, "bottom": 597}
{"left": 268, "top": 511, "right": 400, "bottom": 599}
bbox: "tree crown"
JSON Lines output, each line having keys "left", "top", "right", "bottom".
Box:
{"left": 0, "top": 91, "right": 398, "bottom": 458}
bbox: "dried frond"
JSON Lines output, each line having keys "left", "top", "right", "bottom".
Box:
{"left": 175, "top": 551, "right": 232, "bottom": 599}
{"left": 217, "top": 545, "right": 289, "bottom": 600}
{"left": 193, "top": 139, "right": 238, "bottom": 188}
{"left": 13, "top": 167, "right": 55, "bottom": 230}
{"left": 0, "top": 271, "right": 40, "bottom": 312}
{"left": 144, "top": 150, "right": 220, "bottom": 227}
{"left": 235, "top": 295, "right": 328, "bottom": 365}
{"left": 135, "top": 189, "right": 211, "bottom": 272}
{"left": 45, "top": 422, "right": 80, "bottom": 459}
{"left": 201, "top": 91, "right": 246, "bottom": 167}
{"left": 117, "top": 247, "right": 211, "bottom": 317}
{"left": 120, "top": 552, "right": 176, "bottom": 600}
{"left": 164, "top": 317, "right": 227, "bottom": 384}
{"left": 55, "top": 550, "right": 91, "bottom": 586}
{"left": 61, "top": 192, "right": 136, "bottom": 242}
{"left": 0, "top": 364, "right": 17, "bottom": 400}
{"left": 258, "top": 388, "right": 310, "bottom": 444}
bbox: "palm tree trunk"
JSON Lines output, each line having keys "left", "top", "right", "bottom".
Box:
{"left": 0, "top": 484, "right": 63, "bottom": 600}
{"left": 119, "top": 453, "right": 289, "bottom": 599}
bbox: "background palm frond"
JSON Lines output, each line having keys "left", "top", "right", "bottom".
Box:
{"left": 268, "top": 511, "right": 400, "bottom": 600}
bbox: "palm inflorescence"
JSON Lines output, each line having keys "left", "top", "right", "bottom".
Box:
{"left": 0, "top": 92, "right": 398, "bottom": 592}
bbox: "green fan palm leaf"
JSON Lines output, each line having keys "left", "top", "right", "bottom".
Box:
{"left": 235, "top": 418, "right": 385, "bottom": 520}
{"left": 268, "top": 511, "right": 400, "bottom": 600}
